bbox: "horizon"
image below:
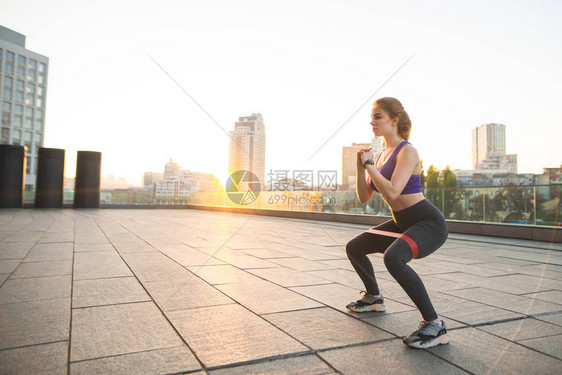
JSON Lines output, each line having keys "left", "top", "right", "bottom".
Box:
{"left": 1, "top": 0, "right": 561, "bottom": 187}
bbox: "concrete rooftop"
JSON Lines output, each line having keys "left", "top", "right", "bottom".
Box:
{"left": 0, "top": 208, "right": 561, "bottom": 374}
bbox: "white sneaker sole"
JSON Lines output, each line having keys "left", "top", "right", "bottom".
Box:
{"left": 346, "top": 304, "right": 386, "bottom": 313}
{"left": 405, "top": 333, "right": 450, "bottom": 349}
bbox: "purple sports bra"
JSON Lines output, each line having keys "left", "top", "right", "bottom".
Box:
{"left": 368, "top": 141, "right": 422, "bottom": 195}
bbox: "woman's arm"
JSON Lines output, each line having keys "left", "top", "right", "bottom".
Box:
{"left": 365, "top": 145, "right": 419, "bottom": 202}
{"left": 356, "top": 149, "right": 375, "bottom": 203}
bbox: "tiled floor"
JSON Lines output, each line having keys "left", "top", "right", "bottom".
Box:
{"left": 0, "top": 208, "right": 561, "bottom": 374}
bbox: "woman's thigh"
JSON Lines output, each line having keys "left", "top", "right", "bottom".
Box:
{"left": 347, "top": 220, "right": 402, "bottom": 256}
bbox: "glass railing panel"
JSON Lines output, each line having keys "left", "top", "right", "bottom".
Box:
{"left": 20, "top": 184, "right": 561, "bottom": 228}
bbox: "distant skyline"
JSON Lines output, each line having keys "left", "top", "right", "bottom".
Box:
{"left": 1, "top": 0, "right": 561, "bottom": 186}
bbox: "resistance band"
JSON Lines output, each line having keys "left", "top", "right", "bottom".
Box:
{"left": 365, "top": 229, "right": 419, "bottom": 259}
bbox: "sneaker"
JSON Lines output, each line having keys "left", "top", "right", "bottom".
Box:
{"left": 403, "top": 320, "right": 450, "bottom": 349}
{"left": 346, "top": 292, "right": 386, "bottom": 313}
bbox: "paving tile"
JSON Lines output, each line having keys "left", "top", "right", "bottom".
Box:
{"left": 195, "top": 265, "right": 262, "bottom": 285}
{"left": 518, "top": 334, "right": 562, "bottom": 360}
{"left": 121, "top": 252, "right": 172, "bottom": 265}
{"left": 0, "top": 275, "right": 71, "bottom": 303}
{"left": 208, "top": 354, "right": 335, "bottom": 374}
{"left": 0, "top": 273, "right": 8, "bottom": 285}
{"left": 522, "top": 290, "right": 562, "bottom": 304}
{"left": 318, "top": 259, "right": 356, "bottom": 271}
{"left": 319, "top": 338, "right": 467, "bottom": 374}
{"left": 0, "top": 341, "right": 67, "bottom": 375}
{"left": 0, "top": 247, "right": 31, "bottom": 259}
{"left": 158, "top": 246, "right": 226, "bottom": 267}
{"left": 359, "top": 309, "right": 467, "bottom": 337}
{"left": 74, "top": 242, "right": 115, "bottom": 252}
{"left": 11, "top": 259, "right": 72, "bottom": 279}
{"left": 489, "top": 274, "right": 562, "bottom": 294}
{"left": 239, "top": 248, "right": 297, "bottom": 259}
{"left": 291, "top": 283, "right": 416, "bottom": 315}
{"left": 426, "top": 292, "right": 522, "bottom": 325}
{"left": 213, "top": 249, "right": 278, "bottom": 269}
{"left": 305, "top": 269, "right": 365, "bottom": 289}
{"left": 269, "top": 257, "right": 337, "bottom": 271}
{"left": 73, "top": 277, "right": 151, "bottom": 308}
{"left": 23, "top": 243, "right": 73, "bottom": 262}
{"left": 442, "top": 287, "right": 562, "bottom": 315}
{"left": 3, "top": 231, "right": 43, "bottom": 242}
{"left": 127, "top": 262, "right": 191, "bottom": 282}
{"left": 535, "top": 312, "right": 562, "bottom": 326}
{"left": 477, "top": 318, "right": 562, "bottom": 342}
{"left": 70, "top": 302, "right": 183, "bottom": 361}
{"left": 70, "top": 346, "right": 201, "bottom": 374}
{"left": 0, "top": 259, "right": 20, "bottom": 274}
{"left": 74, "top": 233, "right": 108, "bottom": 244}
{"left": 264, "top": 307, "right": 392, "bottom": 349}
{"left": 247, "top": 268, "right": 332, "bottom": 287}
{"left": 428, "top": 327, "right": 561, "bottom": 374}
{"left": 74, "top": 251, "right": 132, "bottom": 280}
{"left": 0, "top": 241, "right": 36, "bottom": 251}
{"left": 145, "top": 276, "right": 234, "bottom": 312}
{"left": 166, "top": 304, "right": 307, "bottom": 368}
{"left": 0, "top": 297, "right": 70, "bottom": 349}
{"left": 216, "top": 279, "right": 321, "bottom": 314}
{"left": 39, "top": 232, "right": 74, "bottom": 243}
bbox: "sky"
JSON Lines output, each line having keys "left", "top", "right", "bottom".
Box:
{"left": 2, "top": 0, "right": 561, "bottom": 186}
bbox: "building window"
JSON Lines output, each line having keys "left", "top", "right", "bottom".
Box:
{"left": 24, "top": 107, "right": 33, "bottom": 129}
{"left": 35, "top": 109, "right": 43, "bottom": 131}
{"left": 12, "top": 129, "right": 21, "bottom": 145}
{"left": 17, "top": 55, "right": 26, "bottom": 78}
{"left": 0, "top": 49, "right": 3, "bottom": 72}
{"left": 26, "top": 156, "right": 31, "bottom": 174}
{"left": 5, "top": 51, "right": 14, "bottom": 75}
{"left": 25, "top": 83, "right": 35, "bottom": 105}
{"left": 1, "top": 127, "right": 9, "bottom": 144}
{"left": 36, "top": 86, "right": 45, "bottom": 108}
{"left": 15, "top": 80, "right": 24, "bottom": 103}
{"left": 38, "top": 63, "right": 46, "bottom": 84}
{"left": 2, "top": 101, "right": 10, "bottom": 126}
{"left": 3, "top": 76, "right": 13, "bottom": 99}
{"left": 14, "top": 105, "right": 23, "bottom": 127}
{"left": 27, "top": 59, "right": 37, "bottom": 81}
{"left": 24, "top": 131, "right": 32, "bottom": 150}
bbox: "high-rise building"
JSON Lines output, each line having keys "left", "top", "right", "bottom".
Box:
{"left": 342, "top": 139, "right": 384, "bottom": 190}
{"left": 472, "top": 123, "right": 517, "bottom": 173}
{"left": 228, "top": 113, "right": 266, "bottom": 186}
{"left": 0, "top": 25, "right": 49, "bottom": 187}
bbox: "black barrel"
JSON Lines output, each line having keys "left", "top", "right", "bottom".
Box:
{"left": 0, "top": 145, "right": 26, "bottom": 208}
{"left": 35, "top": 148, "right": 65, "bottom": 208}
{"left": 74, "top": 151, "right": 101, "bottom": 208}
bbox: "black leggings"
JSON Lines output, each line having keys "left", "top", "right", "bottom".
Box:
{"left": 346, "top": 199, "right": 448, "bottom": 321}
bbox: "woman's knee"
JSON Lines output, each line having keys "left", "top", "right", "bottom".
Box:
{"left": 383, "top": 245, "right": 411, "bottom": 270}
{"left": 345, "top": 238, "right": 361, "bottom": 258}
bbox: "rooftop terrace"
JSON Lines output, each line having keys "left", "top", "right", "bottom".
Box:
{"left": 1, "top": 208, "right": 561, "bottom": 374}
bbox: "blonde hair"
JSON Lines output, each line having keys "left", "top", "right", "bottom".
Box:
{"left": 373, "top": 97, "right": 412, "bottom": 141}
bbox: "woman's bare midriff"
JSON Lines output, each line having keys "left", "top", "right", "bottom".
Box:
{"left": 385, "top": 192, "right": 425, "bottom": 212}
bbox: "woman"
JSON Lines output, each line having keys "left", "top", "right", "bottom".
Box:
{"left": 345, "top": 97, "right": 450, "bottom": 349}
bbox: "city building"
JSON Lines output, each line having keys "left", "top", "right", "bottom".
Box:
{"left": 341, "top": 139, "right": 383, "bottom": 190}
{"left": 152, "top": 159, "right": 222, "bottom": 203}
{"left": 163, "top": 159, "right": 180, "bottom": 180}
{"left": 228, "top": 113, "right": 266, "bottom": 187}
{"left": 537, "top": 165, "right": 562, "bottom": 185}
{"left": 472, "top": 123, "right": 517, "bottom": 173}
{"left": 453, "top": 169, "right": 536, "bottom": 187}
{"left": 0, "top": 25, "right": 49, "bottom": 187}
{"left": 142, "top": 172, "right": 164, "bottom": 189}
